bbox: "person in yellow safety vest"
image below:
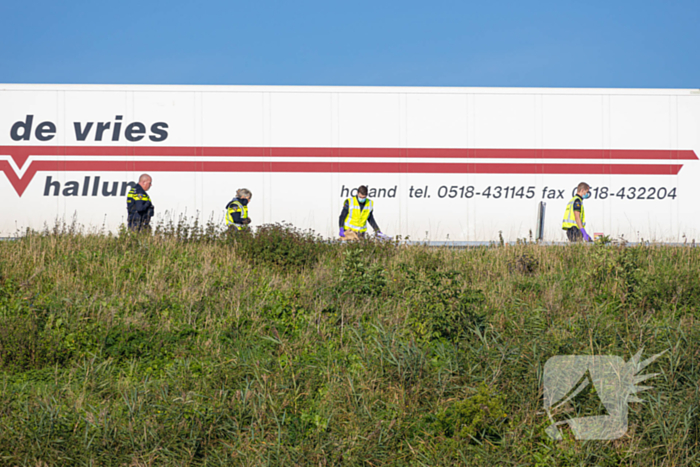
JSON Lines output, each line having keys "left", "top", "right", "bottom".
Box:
{"left": 225, "top": 188, "right": 252, "bottom": 231}
{"left": 339, "top": 185, "right": 391, "bottom": 240}
{"left": 126, "top": 173, "right": 154, "bottom": 232}
{"left": 562, "top": 182, "right": 592, "bottom": 242}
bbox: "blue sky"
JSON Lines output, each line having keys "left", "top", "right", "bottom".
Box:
{"left": 1, "top": 0, "right": 698, "bottom": 88}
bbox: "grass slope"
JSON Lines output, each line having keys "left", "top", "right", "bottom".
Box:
{"left": 0, "top": 225, "right": 699, "bottom": 466}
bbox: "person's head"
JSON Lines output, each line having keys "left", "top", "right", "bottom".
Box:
{"left": 236, "top": 188, "right": 252, "bottom": 202}
{"left": 576, "top": 182, "right": 590, "bottom": 199}
{"left": 357, "top": 185, "right": 368, "bottom": 203}
{"left": 138, "top": 174, "right": 152, "bottom": 191}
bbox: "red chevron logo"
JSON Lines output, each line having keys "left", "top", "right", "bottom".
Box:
{"left": 1, "top": 146, "right": 696, "bottom": 197}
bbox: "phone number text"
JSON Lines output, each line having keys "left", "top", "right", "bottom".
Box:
{"left": 428, "top": 185, "right": 678, "bottom": 200}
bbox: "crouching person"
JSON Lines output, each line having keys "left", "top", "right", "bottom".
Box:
{"left": 339, "top": 185, "right": 390, "bottom": 240}
{"left": 226, "top": 188, "right": 252, "bottom": 231}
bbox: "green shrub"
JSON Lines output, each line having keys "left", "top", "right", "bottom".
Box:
{"left": 341, "top": 234, "right": 399, "bottom": 261}
{"left": 103, "top": 327, "right": 160, "bottom": 360}
{"left": 337, "top": 248, "right": 387, "bottom": 297}
{"left": 0, "top": 315, "right": 71, "bottom": 373}
{"left": 229, "top": 222, "right": 329, "bottom": 270}
{"left": 409, "top": 248, "right": 444, "bottom": 272}
{"left": 406, "top": 269, "right": 485, "bottom": 342}
{"left": 260, "top": 289, "right": 310, "bottom": 336}
{"left": 429, "top": 383, "right": 507, "bottom": 441}
{"left": 102, "top": 326, "right": 197, "bottom": 363}
{"left": 587, "top": 244, "right": 647, "bottom": 307}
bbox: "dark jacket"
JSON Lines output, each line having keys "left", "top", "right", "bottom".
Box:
{"left": 126, "top": 184, "right": 154, "bottom": 229}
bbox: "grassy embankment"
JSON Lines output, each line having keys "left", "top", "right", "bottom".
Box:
{"left": 0, "top": 224, "right": 699, "bottom": 466}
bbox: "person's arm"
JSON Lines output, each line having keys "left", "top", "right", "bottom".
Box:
{"left": 134, "top": 195, "right": 153, "bottom": 214}
{"left": 339, "top": 200, "right": 349, "bottom": 228}
{"left": 367, "top": 211, "right": 381, "bottom": 233}
{"left": 573, "top": 198, "right": 590, "bottom": 241}
{"left": 127, "top": 189, "right": 152, "bottom": 214}
{"left": 573, "top": 199, "right": 583, "bottom": 229}
{"left": 232, "top": 210, "right": 243, "bottom": 224}
{"left": 227, "top": 202, "right": 244, "bottom": 224}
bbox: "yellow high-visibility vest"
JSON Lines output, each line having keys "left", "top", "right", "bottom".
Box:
{"left": 225, "top": 200, "right": 249, "bottom": 230}
{"left": 344, "top": 196, "right": 373, "bottom": 232}
{"left": 562, "top": 195, "right": 585, "bottom": 229}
